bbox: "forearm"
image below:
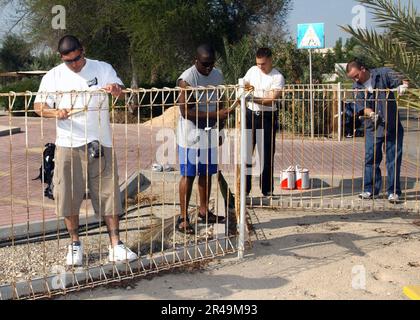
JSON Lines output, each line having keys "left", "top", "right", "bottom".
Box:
{"left": 34, "top": 103, "right": 58, "bottom": 118}
{"left": 248, "top": 96, "right": 278, "bottom": 106}
{"left": 183, "top": 109, "right": 218, "bottom": 120}
{"left": 34, "top": 103, "right": 69, "bottom": 119}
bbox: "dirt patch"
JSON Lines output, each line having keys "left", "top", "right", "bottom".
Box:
{"left": 141, "top": 106, "right": 179, "bottom": 128}
{"left": 57, "top": 208, "right": 420, "bottom": 300}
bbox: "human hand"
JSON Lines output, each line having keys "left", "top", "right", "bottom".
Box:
{"left": 369, "top": 111, "right": 382, "bottom": 128}
{"left": 369, "top": 111, "right": 377, "bottom": 120}
{"left": 56, "top": 109, "right": 69, "bottom": 120}
{"left": 245, "top": 84, "right": 254, "bottom": 92}
{"left": 103, "top": 83, "right": 123, "bottom": 97}
{"left": 397, "top": 80, "right": 409, "bottom": 95}
{"left": 218, "top": 108, "right": 234, "bottom": 120}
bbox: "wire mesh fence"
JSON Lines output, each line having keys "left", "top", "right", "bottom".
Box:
{"left": 0, "top": 84, "right": 418, "bottom": 299}
{"left": 246, "top": 85, "right": 420, "bottom": 214}
{"left": 0, "top": 86, "right": 240, "bottom": 299}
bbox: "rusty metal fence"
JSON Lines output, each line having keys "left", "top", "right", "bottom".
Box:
{"left": 245, "top": 85, "right": 420, "bottom": 215}
{"left": 0, "top": 84, "right": 419, "bottom": 299}
{"left": 0, "top": 86, "right": 241, "bottom": 299}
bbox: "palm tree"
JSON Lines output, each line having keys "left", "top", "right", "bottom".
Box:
{"left": 341, "top": 0, "right": 419, "bottom": 87}
{"left": 341, "top": 0, "right": 419, "bottom": 108}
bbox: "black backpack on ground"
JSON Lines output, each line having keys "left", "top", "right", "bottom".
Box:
{"left": 343, "top": 102, "right": 364, "bottom": 138}
{"left": 33, "top": 143, "right": 56, "bottom": 200}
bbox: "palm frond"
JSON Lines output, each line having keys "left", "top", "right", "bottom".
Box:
{"left": 357, "top": 0, "right": 420, "bottom": 48}
{"left": 342, "top": 25, "right": 420, "bottom": 86}
{"left": 340, "top": 0, "right": 420, "bottom": 88}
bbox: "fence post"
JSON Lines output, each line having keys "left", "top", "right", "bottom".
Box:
{"left": 238, "top": 78, "right": 247, "bottom": 260}
{"left": 309, "top": 49, "right": 314, "bottom": 139}
{"left": 338, "top": 82, "right": 342, "bottom": 142}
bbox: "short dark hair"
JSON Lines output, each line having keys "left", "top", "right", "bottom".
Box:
{"left": 256, "top": 47, "right": 272, "bottom": 58}
{"left": 58, "top": 35, "right": 82, "bottom": 55}
{"left": 346, "top": 58, "right": 368, "bottom": 73}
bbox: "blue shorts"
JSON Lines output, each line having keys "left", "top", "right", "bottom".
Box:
{"left": 178, "top": 146, "right": 218, "bottom": 177}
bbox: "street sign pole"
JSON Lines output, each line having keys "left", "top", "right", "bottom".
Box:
{"left": 309, "top": 49, "right": 314, "bottom": 139}
{"left": 297, "top": 23, "right": 325, "bottom": 140}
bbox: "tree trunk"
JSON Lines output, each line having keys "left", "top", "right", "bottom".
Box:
{"left": 128, "top": 53, "right": 138, "bottom": 114}
{"left": 130, "top": 54, "right": 138, "bottom": 89}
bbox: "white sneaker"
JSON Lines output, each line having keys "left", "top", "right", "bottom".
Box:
{"left": 66, "top": 242, "right": 83, "bottom": 266}
{"left": 108, "top": 242, "right": 138, "bottom": 262}
{"left": 388, "top": 193, "right": 400, "bottom": 203}
{"left": 358, "top": 192, "right": 373, "bottom": 200}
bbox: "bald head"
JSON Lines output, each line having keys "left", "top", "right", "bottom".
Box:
{"left": 194, "top": 44, "right": 216, "bottom": 76}
{"left": 196, "top": 44, "right": 215, "bottom": 60}
{"left": 58, "top": 35, "right": 82, "bottom": 55}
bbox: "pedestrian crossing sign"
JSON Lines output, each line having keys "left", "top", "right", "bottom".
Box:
{"left": 297, "top": 23, "right": 325, "bottom": 49}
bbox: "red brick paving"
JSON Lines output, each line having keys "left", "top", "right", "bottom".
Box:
{"left": 0, "top": 116, "right": 418, "bottom": 227}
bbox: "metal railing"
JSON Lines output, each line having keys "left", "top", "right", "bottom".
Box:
{"left": 0, "top": 86, "right": 241, "bottom": 299}
{"left": 243, "top": 85, "right": 420, "bottom": 215}
{"left": 0, "top": 84, "right": 418, "bottom": 299}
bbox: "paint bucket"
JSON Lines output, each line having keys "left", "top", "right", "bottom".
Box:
{"left": 296, "top": 166, "right": 310, "bottom": 190}
{"left": 281, "top": 166, "right": 296, "bottom": 190}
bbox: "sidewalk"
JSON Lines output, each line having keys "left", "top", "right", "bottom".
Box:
{"left": 0, "top": 116, "right": 419, "bottom": 228}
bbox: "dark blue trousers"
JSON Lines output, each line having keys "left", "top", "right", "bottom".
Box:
{"left": 363, "top": 124, "right": 404, "bottom": 196}
{"left": 245, "top": 109, "right": 277, "bottom": 195}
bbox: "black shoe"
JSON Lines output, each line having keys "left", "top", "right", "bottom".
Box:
{"left": 176, "top": 216, "right": 195, "bottom": 234}
{"left": 198, "top": 211, "right": 225, "bottom": 224}
{"left": 262, "top": 191, "right": 274, "bottom": 197}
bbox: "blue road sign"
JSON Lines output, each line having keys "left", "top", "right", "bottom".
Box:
{"left": 297, "top": 23, "right": 325, "bottom": 49}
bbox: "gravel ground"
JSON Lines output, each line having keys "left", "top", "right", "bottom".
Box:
{"left": 0, "top": 190, "right": 228, "bottom": 286}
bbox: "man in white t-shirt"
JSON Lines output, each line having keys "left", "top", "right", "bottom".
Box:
{"left": 34, "top": 35, "right": 137, "bottom": 266}
{"left": 176, "top": 44, "right": 234, "bottom": 234}
{"left": 243, "top": 48, "right": 285, "bottom": 197}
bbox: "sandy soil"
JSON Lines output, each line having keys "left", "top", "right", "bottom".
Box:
{"left": 56, "top": 207, "right": 420, "bottom": 300}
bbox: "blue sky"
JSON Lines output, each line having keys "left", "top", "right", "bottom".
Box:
{"left": 286, "top": 0, "right": 419, "bottom": 47}
{"left": 1, "top": 0, "right": 419, "bottom": 47}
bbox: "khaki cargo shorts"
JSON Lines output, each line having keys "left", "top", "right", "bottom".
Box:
{"left": 53, "top": 145, "right": 122, "bottom": 217}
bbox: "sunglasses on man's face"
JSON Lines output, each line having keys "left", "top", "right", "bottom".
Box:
{"left": 198, "top": 60, "right": 215, "bottom": 68}
{"left": 62, "top": 52, "right": 83, "bottom": 64}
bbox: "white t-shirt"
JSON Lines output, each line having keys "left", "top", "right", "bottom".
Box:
{"left": 363, "top": 77, "right": 374, "bottom": 93}
{"left": 176, "top": 65, "right": 224, "bottom": 149}
{"left": 34, "top": 59, "right": 123, "bottom": 148}
{"left": 243, "top": 66, "right": 285, "bottom": 112}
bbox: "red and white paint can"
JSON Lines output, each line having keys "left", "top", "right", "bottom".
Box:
{"left": 281, "top": 167, "right": 296, "bottom": 190}
{"left": 296, "top": 166, "right": 310, "bottom": 190}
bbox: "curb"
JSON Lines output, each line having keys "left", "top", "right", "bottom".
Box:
{"left": 0, "top": 237, "right": 237, "bottom": 300}
{"left": 0, "top": 171, "right": 150, "bottom": 240}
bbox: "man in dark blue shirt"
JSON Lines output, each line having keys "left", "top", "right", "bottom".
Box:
{"left": 346, "top": 59, "right": 409, "bottom": 203}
